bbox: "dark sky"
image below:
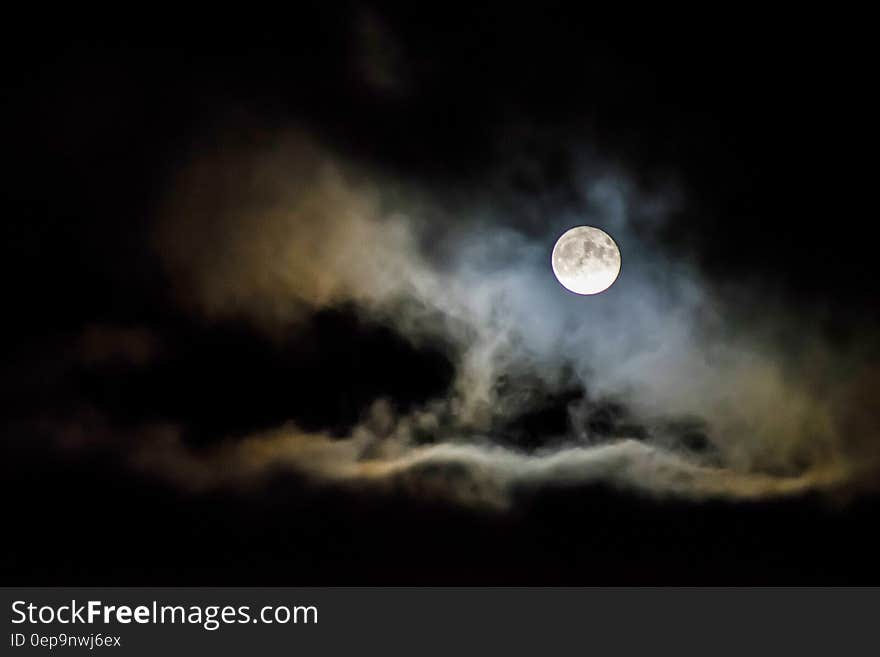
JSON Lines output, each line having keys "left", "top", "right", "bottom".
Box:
{"left": 3, "top": 7, "right": 875, "bottom": 325}
{"left": 1, "top": 5, "right": 878, "bottom": 583}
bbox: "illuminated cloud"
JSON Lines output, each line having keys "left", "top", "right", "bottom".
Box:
{"left": 42, "top": 126, "right": 872, "bottom": 507}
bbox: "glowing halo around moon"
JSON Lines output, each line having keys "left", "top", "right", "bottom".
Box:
{"left": 551, "top": 226, "right": 622, "bottom": 295}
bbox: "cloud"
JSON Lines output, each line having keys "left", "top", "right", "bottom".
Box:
{"left": 155, "top": 133, "right": 429, "bottom": 329}
{"left": 120, "top": 419, "right": 852, "bottom": 509}
{"left": 52, "top": 124, "right": 874, "bottom": 507}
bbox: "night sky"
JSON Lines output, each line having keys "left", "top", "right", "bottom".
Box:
{"left": 2, "top": 6, "right": 878, "bottom": 583}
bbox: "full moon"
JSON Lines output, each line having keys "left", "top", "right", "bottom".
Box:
{"left": 551, "top": 226, "right": 621, "bottom": 295}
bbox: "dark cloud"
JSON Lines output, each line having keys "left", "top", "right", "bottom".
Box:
{"left": 7, "top": 126, "right": 871, "bottom": 509}
{"left": 1, "top": 5, "right": 877, "bottom": 583}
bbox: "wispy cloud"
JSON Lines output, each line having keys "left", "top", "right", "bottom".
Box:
{"left": 44, "top": 126, "right": 875, "bottom": 507}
